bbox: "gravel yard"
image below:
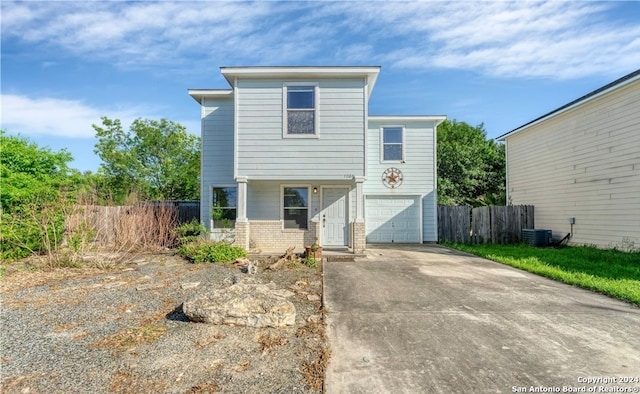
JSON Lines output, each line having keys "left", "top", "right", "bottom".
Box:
{"left": 0, "top": 253, "right": 327, "bottom": 393}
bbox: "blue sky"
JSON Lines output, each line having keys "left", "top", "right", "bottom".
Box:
{"left": 2, "top": 0, "right": 639, "bottom": 172}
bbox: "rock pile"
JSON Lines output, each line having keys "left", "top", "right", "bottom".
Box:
{"left": 183, "top": 281, "right": 296, "bottom": 328}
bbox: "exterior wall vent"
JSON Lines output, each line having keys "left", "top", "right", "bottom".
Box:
{"left": 521, "top": 229, "right": 552, "bottom": 247}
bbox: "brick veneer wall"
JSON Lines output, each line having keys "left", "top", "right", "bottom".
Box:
{"left": 351, "top": 222, "right": 366, "bottom": 253}
{"left": 247, "top": 220, "right": 317, "bottom": 250}
{"left": 234, "top": 221, "right": 250, "bottom": 250}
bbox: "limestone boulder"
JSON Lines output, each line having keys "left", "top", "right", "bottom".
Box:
{"left": 183, "top": 282, "right": 296, "bottom": 328}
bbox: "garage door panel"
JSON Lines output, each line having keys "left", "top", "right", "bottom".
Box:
{"left": 366, "top": 196, "right": 420, "bottom": 243}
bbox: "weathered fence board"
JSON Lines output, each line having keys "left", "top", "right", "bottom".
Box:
{"left": 439, "top": 205, "right": 534, "bottom": 244}
{"left": 438, "top": 205, "right": 471, "bottom": 244}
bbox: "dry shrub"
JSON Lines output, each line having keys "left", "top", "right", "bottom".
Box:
{"left": 116, "top": 203, "right": 178, "bottom": 249}
{"left": 1, "top": 192, "right": 179, "bottom": 267}
{"left": 297, "top": 311, "right": 329, "bottom": 391}
{"left": 65, "top": 197, "right": 180, "bottom": 265}
{"left": 257, "top": 332, "right": 287, "bottom": 354}
{"left": 302, "top": 345, "right": 330, "bottom": 391}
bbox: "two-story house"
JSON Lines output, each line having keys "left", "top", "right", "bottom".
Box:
{"left": 189, "top": 66, "right": 445, "bottom": 253}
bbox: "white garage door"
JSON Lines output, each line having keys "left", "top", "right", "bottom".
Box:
{"left": 366, "top": 196, "right": 421, "bottom": 243}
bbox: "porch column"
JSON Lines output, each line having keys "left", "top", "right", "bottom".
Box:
{"left": 236, "top": 176, "right": 248, "bottom": 222}
{"left": 354, "top": 176, "right": 365, "bottom": 223}
{"left": 234, "top": 176, "right": 250, "bottom": 250}
{"left": 353, "top": 176, "right": 366, "bottom": 253}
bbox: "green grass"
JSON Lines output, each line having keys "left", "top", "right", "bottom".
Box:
{"left": 444, "top": 243, "right": 640, "bottom": 306}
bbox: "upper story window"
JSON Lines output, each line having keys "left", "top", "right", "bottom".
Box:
{"left": 382, "top": 126, "right": 404, "bottom": 161}
{"left": 285, "top": 84, "right": 317, "bottom": 136}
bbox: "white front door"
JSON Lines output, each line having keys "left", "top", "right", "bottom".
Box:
{"left": 322, "top": 188, "right": 348, "bottom": 246}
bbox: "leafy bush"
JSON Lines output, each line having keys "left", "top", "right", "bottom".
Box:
{"left": 178, "top": 240, "right": 246, "bottom": 264}
{"left": 1, "top": 203, "right": 66, "bottom": 262}
{"left": 301, "top": 256, "right": 318, "bottom": 268}
{"left": 175, "top": 219, "right": 206, "bottom": 245}
{"left": 0, "top": 132, "right": 83, "bottom": 262}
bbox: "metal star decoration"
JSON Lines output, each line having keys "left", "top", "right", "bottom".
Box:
{"left": 382, "top": 167, "right": 403, "bottom": 189}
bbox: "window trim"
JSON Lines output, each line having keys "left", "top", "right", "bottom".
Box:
{"left": 211, "top": 185, "right": 237, "bottom": 229}
{"left": 380, "top": 125, "right": 405, "bottom": 163}
{"left": 280, "top": 184, "right": 311, "bottom": 230}
{"left": 283, "top": 82, "right": 319, "bottom": 138}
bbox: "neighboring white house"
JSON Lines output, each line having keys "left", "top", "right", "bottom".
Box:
{"left": 189, "top": 66, "right": 445, "bottom": 253}
{"left": 497, "top": 69, "right": 640, "bottom": 249}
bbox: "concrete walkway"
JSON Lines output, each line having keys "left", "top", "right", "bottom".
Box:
{"left": 324, "top": 244, "right": 640, "bottom": 393}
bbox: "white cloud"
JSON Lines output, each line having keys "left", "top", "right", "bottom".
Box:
{"left": 0, "top": 1, "right": 310, "bottom": 69}
{"left": 320, "top": 1, "right": 640, "bottom": 79}
{"left": 0, "top": 94, "right": 144, "bottom": 138}
{"left": 417, "top": 2, "right": 640, "bottom": 79}
{"left": 1, "top": 1, "right": 639, "bottom": 79}
{"left": 0, "top": 94, "right": 201, "bottom": 139}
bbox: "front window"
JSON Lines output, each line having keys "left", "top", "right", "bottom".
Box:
{"left": 383, "top": 127, "right": 403, "bottom": 161}
{"left": 286, "top": 85, "right": 316, "bottom": 135}
{"left": 212, "top": 187, "right": 237, "bottom": 228}
{"left": 283, "top": 187, "right": 309, "bottom": 229}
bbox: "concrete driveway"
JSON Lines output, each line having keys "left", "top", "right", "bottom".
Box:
{"left": 324, "top": 244, "right": 640, "bottom": 394}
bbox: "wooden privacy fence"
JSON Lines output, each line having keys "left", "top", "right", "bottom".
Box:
{"left": 437, "top": 205, "right": 472, "bottom": 243}
{"left": 438, "top": 205, "right": 534, "bottom": 244}
{"left": 66, "top": 202, "right": 200, "bottom": 246}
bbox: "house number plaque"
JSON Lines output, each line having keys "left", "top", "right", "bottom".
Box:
{"left": 382, "top": 167, "right": 403, "bottom": 189}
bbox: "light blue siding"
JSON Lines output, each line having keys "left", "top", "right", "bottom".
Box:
{"left": 422, "top": 191, "right": 437, "bottom": 242}
{"left": 201, "top": 97, "right": 235, "bottom": 230}
{"left": 236, "top": 78, "right": 366, "bottom": 180}
{"left": 246, "top": 181, "right": 353, "bottom": 231}
{"left": 247, "top": 181, "right": 280, "bottom": 220}
{"left": 364, "top": 119, "right": 438, "bottom": 242}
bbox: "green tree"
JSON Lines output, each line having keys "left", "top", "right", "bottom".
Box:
{"left": 0, "top": 131, "right": 78, "bottom": 211}
{"left": 437, "top": 120, "right": 505, "bottom": 206}
{"left": 92, "top": 117, "right": 200, "bottom": 203}
{"left": 0, "top": 132, "right": 83, "bottom": 260}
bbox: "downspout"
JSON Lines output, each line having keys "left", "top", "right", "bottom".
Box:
{"left": 363, "top": 76, "right": 369, "bottom": 179}
{"left": 233, "top": 76, "right": 239, "bottom": 180}
{"left": 433, "top": 119, "right": 438, "bottom": 243}
{"left": 200, "top": 97, "right": 206, "bottom": 228}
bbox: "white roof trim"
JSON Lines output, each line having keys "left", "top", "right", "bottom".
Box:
{"left": 220, "top": 66, "right": 381, "bottom": 98}
{"left": 369, "top": 115, "right": 447, "bottom": 125}
{"left": 188, "top": 89, "right": 233, "bottom": 103}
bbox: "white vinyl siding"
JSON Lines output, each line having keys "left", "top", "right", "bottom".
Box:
{"left": 246, "top": 180, "right": 349, "bottom": 222}
{"left": 505, "top": 78, "right": 640, "bottom": 248}
{"left": 200, "top": 96, "right": 234, "bottom": 230}
{"left": 235, "top": 78, "right": 366, "bottom": 180}
{"left": 246, "top": 181, "right": 281, "bottom": 220}
{"left": 365, "top": 118, "right": 439, "bottom": 242}
{"left": 422, "top": 191, "right": 438, "bottom": 242}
